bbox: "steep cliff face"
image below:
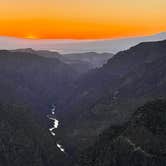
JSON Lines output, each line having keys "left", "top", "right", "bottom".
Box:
{"left": 77, "top": 100, "right": 166, "bottom": 166}
{"left": 57, "top": 40, "right": 166, "bottom": 155}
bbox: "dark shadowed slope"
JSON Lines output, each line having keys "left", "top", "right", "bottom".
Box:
{"left": 57, "top": 40, "right": 166, "bottom": 155}
{"left": 0, "top": 50, "right": 77, "bottom": 111}
{"left": 0, "top": 104, "right": 71, "bottom": 166}
{"left": 77, "top": 99, "right": 166, "bottom": 166}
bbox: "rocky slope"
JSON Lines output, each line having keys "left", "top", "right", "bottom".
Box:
{"left": 77, "top": 99, "right": 166, "bottom": 166}
{"left": 57, "top": 40, "right": 166, "bottom": 155}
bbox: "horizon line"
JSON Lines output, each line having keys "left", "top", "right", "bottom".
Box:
{"left": 0, "top": 31, "right": 165, "bottom": 41}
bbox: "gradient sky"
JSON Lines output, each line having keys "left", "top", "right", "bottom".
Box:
{"left": 0, "top": 0, "right": 166, "bottom": 39}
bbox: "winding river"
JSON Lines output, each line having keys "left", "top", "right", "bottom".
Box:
{"left": 47, "top": 104, "right": 65, "bottom": 153}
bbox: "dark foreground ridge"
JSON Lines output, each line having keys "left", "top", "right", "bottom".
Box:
{"left": 77, "top": 99, "right": 166, "bottom": 166}
{"left": 0, "top": 104, "right": 72, "bottom": 166}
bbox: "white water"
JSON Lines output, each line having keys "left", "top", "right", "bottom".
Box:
{"left": 57, "top": 143, "right": 65, "bottom": 152}
{"left": 47, "top": 104, "right": 65, "bottom": 153}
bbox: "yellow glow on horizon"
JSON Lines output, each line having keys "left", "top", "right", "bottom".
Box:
{"left": 25, "top": 34, "right": 38, "bottom": 39}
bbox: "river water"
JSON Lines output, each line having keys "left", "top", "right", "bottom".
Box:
{"left": 47, "top": 104, "right": 65, "bottom": 153}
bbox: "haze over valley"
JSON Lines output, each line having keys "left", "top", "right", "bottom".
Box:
{"left": 0, "top": 32, "right": 166, "bottom": 54}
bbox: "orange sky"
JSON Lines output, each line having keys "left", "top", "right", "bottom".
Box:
{"left": 0, "top": 0, "right": 166, "bottom": 39}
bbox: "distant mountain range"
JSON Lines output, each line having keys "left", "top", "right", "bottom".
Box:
{"left": 11, "top": 48, "right": 114, "bottom": 72}
{"left": 0, "top": 32, "right": 166, "bottom": 53}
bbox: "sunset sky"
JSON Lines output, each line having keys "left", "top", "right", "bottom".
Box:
{"left": 0, "top": 0, "right": 166, "bottom": 39}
